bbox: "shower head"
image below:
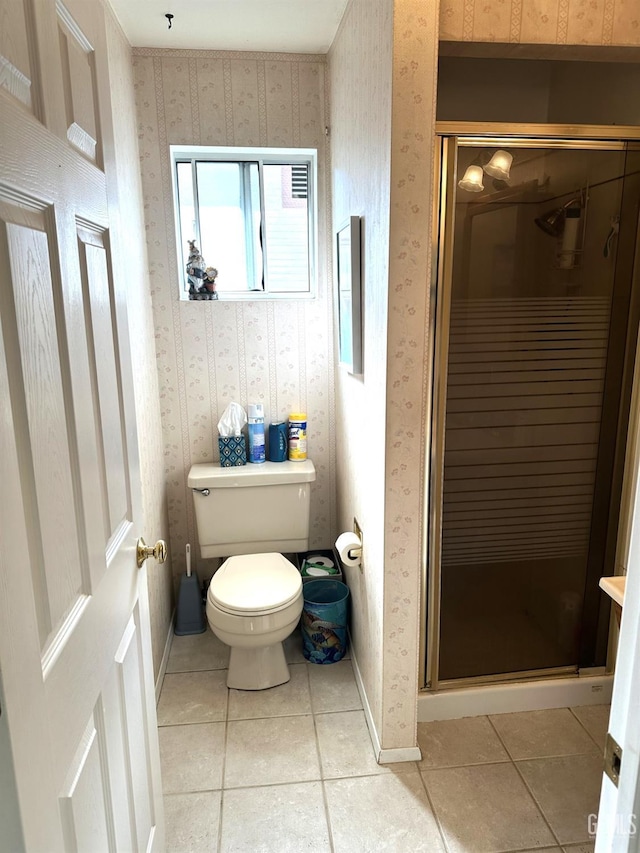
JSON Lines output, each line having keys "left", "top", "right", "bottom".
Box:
{"left": 535, "top": 208, "right": 565, "bottom": 237}
{"left": 535, "top": 197, "right": 582, "bottom": 238}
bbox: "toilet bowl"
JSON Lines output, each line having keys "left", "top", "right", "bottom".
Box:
{"left": 206, "top": 552, "right": 303, "bottom": 690}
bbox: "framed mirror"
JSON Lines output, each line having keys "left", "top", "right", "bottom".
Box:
{"left": 336, "top": 216, "right": 362, "bottom": 375}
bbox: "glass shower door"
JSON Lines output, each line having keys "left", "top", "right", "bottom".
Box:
{"left": 433, "top": 138, "right": 640, "bottom": 683}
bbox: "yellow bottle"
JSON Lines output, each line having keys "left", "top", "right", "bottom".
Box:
{"left": 288, "top": 413, "right": 307, "bottom": 461}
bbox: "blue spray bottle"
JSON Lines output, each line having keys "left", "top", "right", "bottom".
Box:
{"left": 247, "top": 403, "right": 266, "bottom": 463}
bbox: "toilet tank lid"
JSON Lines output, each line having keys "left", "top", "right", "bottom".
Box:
{"left": 188, "top": 459, "right": 316, "bottom": 489}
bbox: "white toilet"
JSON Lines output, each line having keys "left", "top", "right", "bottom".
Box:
{"left": 187, "top": 459, "right": 316, "bottom": 690}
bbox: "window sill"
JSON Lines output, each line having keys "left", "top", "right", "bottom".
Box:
{"left": 179, "top": 290, "right": 315, "bottom": 303}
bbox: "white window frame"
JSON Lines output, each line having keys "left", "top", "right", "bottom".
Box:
{"left": 170, "top": 145, "right": 318, "bottom": 301}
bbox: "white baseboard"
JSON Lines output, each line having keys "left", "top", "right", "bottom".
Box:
{"left": 349, "top": 637, "right": 422, "bottom": 764}
{"left": 349, "top": 642, "right": 382, "bottom": 757}
{"left": 377, "top": 745, "right": 423, "bottom": 763}
{"left": 155, "top": 613, "right": 174, "bottom": 705}
{"left": 418, "top": 674, "right": 613, "bottom": 722}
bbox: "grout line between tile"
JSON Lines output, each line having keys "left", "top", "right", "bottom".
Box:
{"left": 313, "top": 662, "right": 334, "bottom": 853}
{"left": 495, "top": 843, "right": 564, "bottom": 853}
{"left": 216, "top": 681, "right": 231, "bottom": 853}
{"left": 308, "top": 662, "right": 319, "bottom": 715}
{"left": 313, "top": 708, "right": 364, "bottom": 719}
{"left": 487, "top": 715, "right": 563, "bottom": 848}
{"left": 220, "top": 681, "right": 230, "bottom": 786}
{"left": 219, "top": 776, "right": 335, "bottom": 794}
{"left": 318, "top": 766, "right": 417, "bottom": 783}
{"left": 217, "top": 788, "right": 225, "bottom": 853}
{"left": 568, "top": 706, "right": 608, "bottom": 754}
{"left": 320, "top": 780, "right": 336, "bottom": 852}
{"left": 486, "top": 712, "right": 523, "bottom": 762}
{"left": 226, "top": 710, "right": 314, "bottom": 723}
{"left": 418, "top": 756, "right": 516, "bottom": 771}
{"left": 310, "top": 671, "right": 327, "bottom": 784}
{"left": 416, "top": 767, "right": 454, "bottom": 853}
{"left": 488, "top": 707, "right": 601, "bottom": 761}
{"left": 165, "top": 665, "right": 228, "bottom": 674}
{"left": 158, "top": 718, "right": 226, "bottom": 729}
{"left": 163, "top": 786, "right": 221, "bottom": 796}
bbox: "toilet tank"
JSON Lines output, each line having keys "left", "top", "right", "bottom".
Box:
{"left": 188, "top": 460, "right": 316, "bottom": 557}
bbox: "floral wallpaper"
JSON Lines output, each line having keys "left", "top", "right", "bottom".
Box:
{"left": 132, "top": 48, "right": 335, "bottom": 582}
{"left": 381, "top": 0, "right": 439, "bottom": 749}
{"left": 330, "top": 0, "right": 439, "bottom": 754}
{"left": 105, "top": 9, "right": 172, "bottom": 679}
{"left": 440, "top": 0, "right": 640, "bottom": 44}
{"left": 330, "top": 0, "right": 393, "bottom": 744}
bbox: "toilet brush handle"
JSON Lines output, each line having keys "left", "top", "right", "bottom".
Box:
{"left": 186, "top": 543, "right": 191, "bottom": 578}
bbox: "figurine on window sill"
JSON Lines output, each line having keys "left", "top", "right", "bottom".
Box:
{"left": 203, "top": 266, "right": 218, "bottom": 296}
{"left": 186, "top": 240, "right": 218, "bottom": 300}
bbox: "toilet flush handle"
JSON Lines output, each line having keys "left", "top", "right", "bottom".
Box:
{"left": 193, "top": 487, "right": 210, "bottom": 496}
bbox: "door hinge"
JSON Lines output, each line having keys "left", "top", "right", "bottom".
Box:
{"left": 604, "top": 732, "right": 623, "bottom": 787}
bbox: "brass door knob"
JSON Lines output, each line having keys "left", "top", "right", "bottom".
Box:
{"left": 137, "top": 537, "right": 167, "bottom": 568}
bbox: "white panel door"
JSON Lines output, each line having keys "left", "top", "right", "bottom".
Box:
{"left": 0, "top": 1, "right": 164, "bottom": 850}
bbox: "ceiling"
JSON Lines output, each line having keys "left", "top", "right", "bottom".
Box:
{"left": 108, "top": 0, "right": 350, "bottom": 53}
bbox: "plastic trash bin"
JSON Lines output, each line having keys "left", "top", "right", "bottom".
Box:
{"left": 301, "top": 580, "right": 349, "bottom": 664}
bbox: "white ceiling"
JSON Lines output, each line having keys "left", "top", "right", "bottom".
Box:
{"left": 108, "top": 0, "right": 350, "bottom": 53}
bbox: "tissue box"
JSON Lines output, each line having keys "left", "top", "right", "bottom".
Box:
{"left": 218, "top": 436, "right": 247, "bottom": 467}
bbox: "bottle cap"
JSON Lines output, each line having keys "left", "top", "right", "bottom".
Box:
{"left": 289, "top": 412, "right": 306, "bottom": 421}
{"left": 248, "top": 403, "right": 264, "bottom": 419}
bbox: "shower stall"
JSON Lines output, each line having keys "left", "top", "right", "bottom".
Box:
{"left": 424, "top": 131, "right": 640, "bottom": 691}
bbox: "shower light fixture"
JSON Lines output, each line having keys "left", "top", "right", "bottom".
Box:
{"left": 458, "top": 149, "right": 514, "bottom": 193}
{"left": 458, "top": 165, "right": 485, "bottom": 193}
{"left": 483, "top": 150, "right": 513, "bottom": 181}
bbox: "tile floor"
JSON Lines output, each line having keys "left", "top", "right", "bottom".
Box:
{"left": 158, "top": 629, "right": 609, "bottom": 853}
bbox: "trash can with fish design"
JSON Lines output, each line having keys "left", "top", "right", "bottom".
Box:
{"left": 301, "top": 580, "right": 349, "bottom": 664}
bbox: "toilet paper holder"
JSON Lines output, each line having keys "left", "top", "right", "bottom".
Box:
{"left": 335, "top": 529, "right": 363, "bottom": 568}
{"left": 346, "top": 539, "right": 362, "bottom": 561}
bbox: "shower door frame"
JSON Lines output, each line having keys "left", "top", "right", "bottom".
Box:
{"left": 422, "top": 123, "right": 640, "bottom": 692}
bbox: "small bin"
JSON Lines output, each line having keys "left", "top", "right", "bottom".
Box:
{"left": 301, "top": 579, "right": 349, "bottom": 664}
{"left": 297, "top": 548, "right": 342, "bottom": 583}
{"left": 218, "top": 435, "right": 247, "bottom": 467}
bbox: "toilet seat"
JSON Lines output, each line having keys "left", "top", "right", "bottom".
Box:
{"left": 209, "top": 552, "right": 302, "bottom": 617}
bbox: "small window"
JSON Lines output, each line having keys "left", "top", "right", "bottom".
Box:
{"left": 170, "top": 145, "right": 317, "bottom": 300}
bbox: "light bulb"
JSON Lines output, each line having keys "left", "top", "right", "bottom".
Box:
{"left": 458, "top": 165, "right": 485, "bottom": 193}
{"left": 483, "top": 150, "right": 513, "bottom": 181}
